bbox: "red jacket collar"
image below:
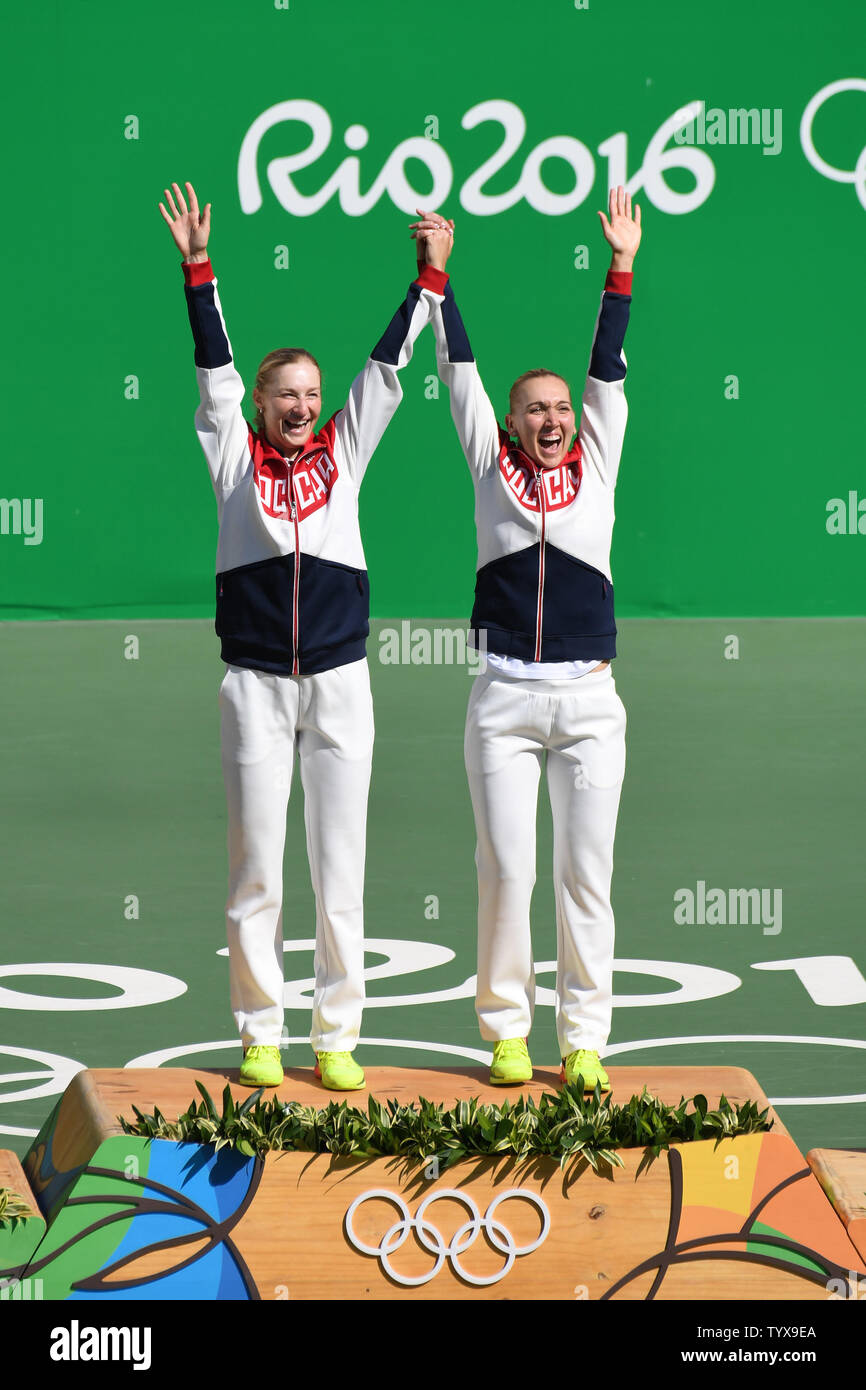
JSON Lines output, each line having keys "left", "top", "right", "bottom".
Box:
{"left": 251, "top": 422, "right": 328, "bottom": 469}
{"left": 497, "top": 425, "right": 582, "bottom": 472}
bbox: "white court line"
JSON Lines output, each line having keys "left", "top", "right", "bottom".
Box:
{"left": 126, "top": 1036, "right": 491, "bottom": 1068}
{"left": 603, "top": 1034, "right": 866, "bottom": 1106}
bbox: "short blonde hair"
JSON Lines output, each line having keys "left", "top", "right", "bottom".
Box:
{"left": 508, "top": 368, "right": 571, "bottom": 412}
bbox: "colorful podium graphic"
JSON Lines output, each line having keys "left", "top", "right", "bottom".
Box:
{"left": 2, "top": 1067, "right": 864, "bottom": 1301}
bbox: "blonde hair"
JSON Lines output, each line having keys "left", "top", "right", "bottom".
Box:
{"left": 508, "top": 368, "right": 571, "bottom": 412}
{"left": 253, "top": 349, "right": 321, "bottom": 434}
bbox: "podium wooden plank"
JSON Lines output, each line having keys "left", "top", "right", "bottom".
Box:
{"left": 0, "top": 1150, "right": 47, "bottom": 1286}
{"left": 23, "top": 1069, "right": 126, "bottom": 1224}
{"left": 0, "top": 1150, "right": 37, "bottom": 1200}
{"left": 51, "top": 1064, "right": 788, "bottom": 1141}
{"left": 807, "top": 1148, "right": 866, "bottom": 1264}
{"left": 22, "top": 1065, "right": 786, "bottom": 1233}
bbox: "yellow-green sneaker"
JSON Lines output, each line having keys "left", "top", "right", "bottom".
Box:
{"left": 239, "top": 1045, "right": 283, "bottom": 1088}
{"left": 560, "top": 1049, "right": 610, "bottom": 1093}
{"left": 489, "top": 1037, "right": 533, "bottom": 1086}
{"left": 315, "top": 1051, "right": 366, "bottom": 1091}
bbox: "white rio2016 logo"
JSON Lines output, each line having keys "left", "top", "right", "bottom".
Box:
{"left": 344, "top": 1188, "right": 550, "bottom": 1287}
{"left": 800, "top": 78, "right": 866, "bottom": 210}
{"left": 238, "top": 98, "right": 715, "bottom": 218}
{"left": 240, "top": 84, "right": 866, "bottom": 221}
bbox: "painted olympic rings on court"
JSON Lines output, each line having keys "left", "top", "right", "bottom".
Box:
{"left": 344, "top": 1187, "right": 550, "bottom": 1287}
{"left": 800, "top": 78, "right": 866, "bottom": 210}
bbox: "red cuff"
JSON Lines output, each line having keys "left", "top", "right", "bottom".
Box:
{"left": 415, "top": 264, "right": 449, "bottom": 295}
{"left": 605, "top": 269, "right": 633, "bottom": 295}
{"left": 182, "top": 258, "right": 215, "bottom": 286}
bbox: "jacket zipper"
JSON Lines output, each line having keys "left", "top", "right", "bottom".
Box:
{"left": 534, "top": 465, "right": 546, "bottom": 661}
{"left": 289, "top": 463, "right": 300, "bottom": 675}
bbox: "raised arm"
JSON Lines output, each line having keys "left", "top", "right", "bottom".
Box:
{"left": 411, "top": 211, "right": 500, "bottom": 480}
{"left": 579, "top": 185, "right": 642, "bottom": 488}
{"left": 321, "top": 226, "right": 455, "bottom": 486}
{"left": 159, "top": 181, "right": 250, "bottom": 497}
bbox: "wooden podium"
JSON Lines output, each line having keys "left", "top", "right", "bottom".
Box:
{"left": 2, "top": 1065, "right": 864, "bottom": 1301}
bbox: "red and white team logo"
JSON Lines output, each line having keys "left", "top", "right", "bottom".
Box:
{"left": 499, "top": 452, "right": 581, "bottom": 513}
{"left": 253, "top": 443, "right": 338, "bottom": 520}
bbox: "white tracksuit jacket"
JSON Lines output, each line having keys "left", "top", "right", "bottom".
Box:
{"left": 183, "top": 258, "right": 450, "bottom": 673}
{"left": 429, "top": 268, "right": 633, "bottom": 655}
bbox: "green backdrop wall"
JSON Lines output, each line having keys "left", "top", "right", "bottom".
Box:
{"left": 1, "top": 0, "right": 864, "bottom": 619}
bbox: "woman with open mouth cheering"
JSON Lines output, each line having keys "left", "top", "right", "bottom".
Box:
{"left": 412, "top": 187, "right": 640, "bottom": 1092}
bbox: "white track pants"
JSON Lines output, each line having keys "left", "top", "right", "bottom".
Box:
{"left": 465, "top": 665, "right": 626, "bottom": 1057}
{"left": 219, "top": 659, "right": 374, "bottom": 1052}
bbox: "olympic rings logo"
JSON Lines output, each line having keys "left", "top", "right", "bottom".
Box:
{"left": 800, "top": 78, "right": 866, "bottom": 210}
{"left": 344, "top": 1187, "right": 550, "bottom": 1287}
